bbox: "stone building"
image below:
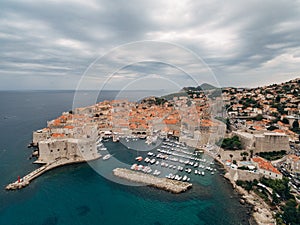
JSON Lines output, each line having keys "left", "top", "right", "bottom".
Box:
{"left": 233, "top": 131, "right": 289, "bottom": 153}
{"left": 286, "top": 154, "right": 300, "bottom": 174}
{"left": 252, "top": 157, "right": 283, "bottom": 179}
{"left": 37, "top": 138, "right": 98, "bottom": 164}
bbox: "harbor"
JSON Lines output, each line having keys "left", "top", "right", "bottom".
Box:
{"left": 113, "top": 168, "right": 192, "bottom": 194}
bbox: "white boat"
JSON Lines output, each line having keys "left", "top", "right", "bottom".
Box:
{"left": 103, "top": 154, "right": 112, "bottom": 160}
{"left": 144, "top": 157, "right": 150, "bottom": 163}
{"left": 150, "top": 158, "right": 156, "bottom": 164}
{"left": 131, "top": 164, "right": 137, "bottom": 170}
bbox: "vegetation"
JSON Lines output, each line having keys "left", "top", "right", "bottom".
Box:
{"left": 267, "top": 125, "right": 278, "bottom": 131}
{"left": 254, "top": 114, "right": 264, "bottom": 121}
{"left": 141, "top": 97, "right": 167, "bottom": 106}
{"left": 240, "top": 151, "right": 249, "bottom": 161}
{"left": 237, "top": 177, "right": 300, "bottom": 224}
{"left": 292, "top": 119, "right": 300, "bottom": 134}
{"left": 281, "top": 199, "right": 300, "bottom": 225}
{"left": 260, "top": 177, "right": 292, "bottom": 201}
{"left": 257, "top": 150, "right": 286, "bottom": 161}
{"left": 216, "top": 135, "right": 242, "bottom": 150}
{"left": 236, "top": 179, "right": 258, "bottom": 192}
{"left": 282, "top": 118, "right": 289, "bottom": 124}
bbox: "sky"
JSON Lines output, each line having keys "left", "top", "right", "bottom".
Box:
{"left": 1, "top": 0, "right": 300, "bottom": 90}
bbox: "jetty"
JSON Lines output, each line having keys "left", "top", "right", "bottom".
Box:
{"left": 113, "top": 168, "right": 192, "bottom": 194}
{"left": 5, "top": 156, "right": 100, "bottom": 190}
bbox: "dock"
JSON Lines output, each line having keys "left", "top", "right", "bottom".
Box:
{"left": 5, "top": 156, "right": 100, "bottom": 190}
{"left": 113, "top": 168, "right": 192, "bottom": 194}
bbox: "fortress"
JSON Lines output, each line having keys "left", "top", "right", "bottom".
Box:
{"left": 233, "top": 131, "right": 289, "bottom": 153}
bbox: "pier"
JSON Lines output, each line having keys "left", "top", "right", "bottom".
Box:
{"left": 113, "top": 168, "right": 192, "bottom": 194}
{"left": 5, "top": 156, "right": 100, "bottom": 190}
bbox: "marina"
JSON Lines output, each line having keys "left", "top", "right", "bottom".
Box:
{"left": 127, "top": 138, "right": 217, "bottom": 184}
{"left": 6, "top": 137, "right": 217, "bottom": 192}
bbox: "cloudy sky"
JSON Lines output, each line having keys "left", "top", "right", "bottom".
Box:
{"left": 1, "top": 0, "right": 300, "bottom": 90}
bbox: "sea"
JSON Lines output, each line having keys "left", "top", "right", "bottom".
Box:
{"left": 0, "top": 90, "right": 252, "bottom": 225}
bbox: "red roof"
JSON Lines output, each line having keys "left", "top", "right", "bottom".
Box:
{"left": 252, "top": 157, "right": 281, "bottom": 175}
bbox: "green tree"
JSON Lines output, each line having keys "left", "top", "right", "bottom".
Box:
{"left": 282, "top": 199, "right": 300, "bottom": 225}
{"left": 293, "top": 119, "right": 299, "bottom": 129}
{"left": 282, "top": 118, "right": 289, "bottom": 124}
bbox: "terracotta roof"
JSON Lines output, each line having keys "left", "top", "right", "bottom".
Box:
{"left": 64, "top": 125, "right": 74, "bottom": 129}
{"left": 252, "top": 157, "right": 281, "bottom": 175}
{"left": 51, "top": 133, "right": 65, "bottom": 138}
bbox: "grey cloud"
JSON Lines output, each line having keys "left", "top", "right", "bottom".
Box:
{"left": 0, "top": 0, "right": 300, "bottom": 90}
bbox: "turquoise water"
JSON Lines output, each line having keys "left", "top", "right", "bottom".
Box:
{"left": 0, "top": 91, "right": 251, "bottom": 225}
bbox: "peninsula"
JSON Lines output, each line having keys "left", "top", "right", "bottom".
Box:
{"left": 6, "top": 78, "right": 300, "bottom": 225}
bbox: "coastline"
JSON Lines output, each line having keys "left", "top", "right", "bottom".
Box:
{"left": 203, "top": 148, "right": 276, "bottom": 225}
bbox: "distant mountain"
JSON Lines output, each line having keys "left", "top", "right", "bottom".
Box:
{"left": 181, "top": 83, "right": 218, "bottom": 92}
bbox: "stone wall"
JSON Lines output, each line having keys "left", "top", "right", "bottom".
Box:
{"left": 219, "top": 149, "right": 249, "bottom": 161}
{"left": 254, "top": 133, "right": 289, "bottom": 153}
{"left": 33, "top": 130, "right": 49, "bottom": 145}
{"left": 38, "top": 138, "right": 97, "bottom": 163}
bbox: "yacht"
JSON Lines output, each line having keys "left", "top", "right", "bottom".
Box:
{"left": 103, "top": 154, "right": 112, "bottom": 160}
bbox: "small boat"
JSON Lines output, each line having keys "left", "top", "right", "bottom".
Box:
{"left": 135, "top": 156, "right": 143, "bottom": 162}
{"left": 103, "top": 154, "right": 112, "bottom": 160}
{"left": 150, "top": 158, "right": 156, "bottom": 164}
{"left": 131, "top": 164, "right": 137, "bottom": 170}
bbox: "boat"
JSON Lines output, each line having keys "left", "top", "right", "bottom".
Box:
{"left": 135, "top": 156, "right": 143, "bottom": 162}
{"left": 153, "top": 170, "right": 161, "bottom": 176}
{"left": 103, "top": 154, "right": 112, "bottom": 160}
{"left": 150, "top": 158, "right": 156, "bottom": 164}
{"left": 131, "top": 164, "right": 137, "bottom": 170}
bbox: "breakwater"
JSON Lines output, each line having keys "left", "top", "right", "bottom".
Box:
{"left": 5, "top": 156, "right": 100, "bottom": 190}
{"left": 113, "top": 168, "right": 192, "bottom": 194}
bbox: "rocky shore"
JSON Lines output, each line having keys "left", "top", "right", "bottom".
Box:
{"left": 223, "top": 172, "right": 276, "bottom": 225}
{"left": 193, "top": 146, "right": 275, "bottom": 224}
{"left": 113, "top": 168, "right": 192, "bottom": 194}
